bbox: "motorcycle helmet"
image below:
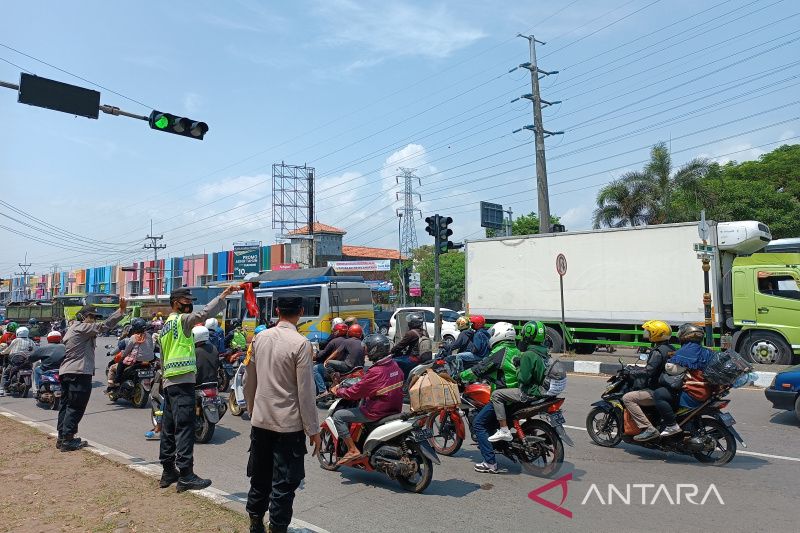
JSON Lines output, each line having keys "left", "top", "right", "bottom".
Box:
{"left": 16, "top": 326, "right": 30, "bottom": 339}
{"left": 677, "top": 323, "right": 704, "bottom": 344}
{"left": 455, "top": 316, "right": 470, "bottom": 331}
{"left": 191, "top": 325, "right": 210, "bottom": 344}
{"left": 487, "top": 322, "right": 516, "bottom": 348}
{"left": 254, "top": 324, "right": 267, "bottom": 335}
{"left": 470, "top": 315, "right": 486, "bottom": 330}
{"left": 46, "top": 331, "right": 62, "bottom": 344}
{"left": 347, "top": 323, "right": 364, "bottom": 339}
{"left": 332, "top": 317, "right": 345, "bottom": 328}
{"left": 364, "top": 333, "right": 391, "bottom": 362}
{"left": 28, "top": 318, "right": 38, "bottom": 325}
{"left": 520, "top": 321, "right": 546, "bottom": 348}
{"left": 130, "top": 317, "right": 147, "bottom": 335}
{"left": 407, "top": 313, "right": 424, "bottom": 330}
{"left": 642, "top": 320, "right": 672, "bottom": 343}
{"left": 205, "top": 318, "right": 219, "bottom": 330}
{"left": 332, "top": 322, "right": 348, "bottom": 338}
{"left": 7, "top": 322, "right": 18, "bottom": 333}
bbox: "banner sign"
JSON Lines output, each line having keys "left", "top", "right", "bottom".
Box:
{"left": 409, "top": 287, "right": 422, "bottom": 297}
{"left": 275, "top": 263, "right": 300, "bottom": 270}
{"left": 233, "top": 245, "right": 261, "bottom": 279}
{"left": 365, "top": 280, "right": 393, "bottom": 292}
{"left": 327, "top": 260, "right": 391, "bottom": 272}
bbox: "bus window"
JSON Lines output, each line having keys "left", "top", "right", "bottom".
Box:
{"left": 257, "top": 296, "right": 272, "bottom": 326}
{"left": 273, "top": 287, "right": 322, "bottom": 317}
{"left": 86, "top": 294, "right": 120, "bottom": 306}
{"left": 225, "top": 298, "right": 242, "bottom": 331}
{"left": 330, "top": 287, "right": 372, "bottom": 307}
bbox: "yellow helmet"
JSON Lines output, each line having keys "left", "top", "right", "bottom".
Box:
{"left": 642, "top": 320, "right": 672, "bottom": 343}
{"left": 455, "top": 316, "right": 470, "bottom": 331}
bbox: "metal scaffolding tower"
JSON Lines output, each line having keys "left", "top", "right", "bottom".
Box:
{"left": 395, "top": 167, "right": 422, "bottom": 260}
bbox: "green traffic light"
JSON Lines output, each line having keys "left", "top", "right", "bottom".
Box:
{"left": 154, "top": 115, "right": 169, "bottom": 129}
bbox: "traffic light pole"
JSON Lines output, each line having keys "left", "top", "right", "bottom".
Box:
{"left": 433, "top": 215, "right": 442, "bottom": 343}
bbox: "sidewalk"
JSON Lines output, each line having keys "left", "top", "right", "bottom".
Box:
{"left": 0, "top": 414, "right": 250, "bottom": 533}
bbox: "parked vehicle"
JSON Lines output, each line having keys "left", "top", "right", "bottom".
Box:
{"left": 465, "top": 221, "right": 800, "bottom": 364}
{"left": 765, "top": 364, "right": 800, "bottom": 422}
{"left": 317, "top": 377, "right": 441, "bottom": 493}
{"left": 585, "top": 363, "right": 744, "bottom": 465}
{"left": 388, "top": 307, "right": 460, "bottom": 343}
{"left": 31, "top": 361, "right": 60, "bottom": 410}
{"left": 105, "top": 351, "right": 155, "bottom": 408}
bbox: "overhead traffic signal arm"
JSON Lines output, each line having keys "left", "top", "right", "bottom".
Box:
{"left": 149, "top": 110, "right": 208, "bottom": 140}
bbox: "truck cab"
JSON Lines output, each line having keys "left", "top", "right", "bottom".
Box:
{"left": 732, "top": 253, "right": 800, "bottom": 364}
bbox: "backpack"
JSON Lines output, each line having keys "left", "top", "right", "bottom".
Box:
{"left": 542, "top": 357, "right": 567, "bottom": 396}
{"left": 472, "top": 329, "right": 489, "bottom": 358}
{"left": 416, "top": 331, "right": 433, "bottom": 363}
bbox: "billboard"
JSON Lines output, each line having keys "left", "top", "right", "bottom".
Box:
{"left": 480, "top": 201, "right": 504, "bottom": 229}
{"left": 233, "top": 244, "right": 261, "bottom": 279}
{"left": 327, "top": 260, "right": 391, "bottom": 272}
{"left": 365, "top": 280, "right": 393, "bottom": 292}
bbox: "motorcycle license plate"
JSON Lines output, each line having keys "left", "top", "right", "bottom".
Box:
{"left": 202, "top": 397, "right": 216, "bottom": 406}
{"left": 549, "top": 411, "right": 566, "bottom": 427}
{"left": 718, "top": 412, "right": 736, "bottom": 426}
{"left": 137, "top": 370, "right": 154, "bottom": 378}
{"left": 412, "top": 428, "right": 433, "bottom": 442}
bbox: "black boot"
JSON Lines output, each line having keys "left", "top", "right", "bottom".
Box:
{"left": 60, "top": 437, "right": 87, "bottom": 452}
{"left": 249, "top": 515, "right": 266, "bottom": 533}
{"left": 176, "top": 469, "right": 212, "bottom": 492}
{"left": 56, "top": 438, "right": 63, "bottom": 450}
{"left": 267, "top": 523, "right": 288, "bottom": 533}
{"left": 159, "top": 465, "right": 180, "bottom": 488}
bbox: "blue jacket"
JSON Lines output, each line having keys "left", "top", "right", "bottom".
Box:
{"left": 209, "top": 328, "right": 226, "bottom": 354}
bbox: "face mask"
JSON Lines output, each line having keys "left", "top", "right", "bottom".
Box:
{"left": 179, "top": 302, "right": 193, "bottom": 314}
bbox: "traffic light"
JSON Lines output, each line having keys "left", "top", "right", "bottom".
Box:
{"left": 403, "top": 267, "right": 411, "bottom": 288}
{"left": 437, "top": 216, "right": 454, "bottom": 254}
{"left": 148, "top": 110, "right": 209, "bottom": 140}
{"left": 424, "top": 216, "right": 437, "bottom": 237}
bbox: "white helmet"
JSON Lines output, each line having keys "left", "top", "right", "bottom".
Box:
{"left": 332, "top": 317, "right": 345, "bottom": 327}
{"left": 488, "top": 322, "right": 516, "bottom": 348}
{"left": 192, "top": 325, "right": 210, "bottom": 344}
{"left": 16, "top": 327, "right": 30, "bottom": 339}
{"left": 204, "top": 318, "right": 219, "bottom": 330}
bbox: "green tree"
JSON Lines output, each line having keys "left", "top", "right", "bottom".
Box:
{"left": 406, "top": 245, "right": 465, "bottom": 308}
{"left": 485, "top": 212, "right": 560, "bottom": 237}
{"left": 592, "top": 175, "right": 653, "bottom": 228}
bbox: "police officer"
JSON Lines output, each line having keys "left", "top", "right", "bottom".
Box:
{"left": 245, "top": 296, "right": 321, "bottom": 533}
{"left": 158, "top": 285, "right": 240, "bottom": 492}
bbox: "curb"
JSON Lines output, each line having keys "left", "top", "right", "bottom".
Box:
{"left": 0, "top": 408, "right": 328, "bottom": 533}
{"left": 562, "top": 360, "right": 775, "bottom": 389}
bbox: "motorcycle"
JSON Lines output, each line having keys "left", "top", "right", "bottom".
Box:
{"left": 31, "top": 361, "right": 61, "bottom": 410}
{"left": 105, "top": 351, "right": 154, "bottom": 408}
{"left": 228, "top": 354, "right": 248, "bottom": 416}
{"left": 315, "top": 366, "right": 366, "bottom": 410}
{"left": 4, "top": 357, "right": 33, "bottom": 398}
{"left": 584, "top": 360, "right": 744, "bottom": 466}
{"left": 217, "top": 349, "right": 243, "bottom": 392}
{"left": 417, "top": 357, "right": 571, "bottom": 478}
{"left": 317, "top": 377, "right": 441, "bottom": 493}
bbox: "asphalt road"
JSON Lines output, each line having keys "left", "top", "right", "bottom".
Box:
{"left": 1, "top": 337, "right": 797, "bottom": 533}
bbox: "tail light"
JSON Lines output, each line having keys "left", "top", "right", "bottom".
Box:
{"left": 200, "top": 388, "right": 218, "bottom": 398}
{"left": 546, "top": 398, "right": 565, "bottom": 413}
{"left": 713, "top": 400, "right": 730, "bottom": 409}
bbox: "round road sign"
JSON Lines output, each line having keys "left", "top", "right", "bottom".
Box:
{"left": 556, "top": 253, "right": 567, "bottom": 276}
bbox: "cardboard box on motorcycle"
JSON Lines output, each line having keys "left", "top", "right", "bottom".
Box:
{"left": 409, "top": 369, "right": 459, "bottom": 412}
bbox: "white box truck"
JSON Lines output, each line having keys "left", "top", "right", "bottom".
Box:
{"left": 465, "top": 221, "right": 800, "bottom": 364}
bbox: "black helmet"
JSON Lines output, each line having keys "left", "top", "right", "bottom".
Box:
{"left": 407, "top": 313, "right": 424, "bottom": 330}
{"left": 28, "top": 318, "right": 38, "bottom": 325}
{"left": 678, "top": 323, "right": 704, "bottom": 344}
{"left": 364, "top": 333, "right": 391, "bottom": 362}
{"left": 130, "top": 317, "right": 147, "bottom": 334}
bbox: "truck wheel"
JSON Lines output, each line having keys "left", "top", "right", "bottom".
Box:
{"left": 742, "top": 331, "right": 793, "bottom": 365}
{"left": 545, "top": 326, "right": 564, "bottom": 353}
{"left": 573, "top": 344, "right": 596, "bottom": 355}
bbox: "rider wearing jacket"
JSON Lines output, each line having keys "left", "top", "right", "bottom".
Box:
{"left": 390, "top": 313, "right": 431, "bottom": 377}
{"left": 332, "top": 334, "right": 403, "bottom": 464}
{"left": 29, "top": 331, "right": 66, "bottom": 388}
{"left": 622, "top": 320, "right": 675, "bottom": 442}
{"left": 0, "top": 326, "right": 36, "bottom": 396}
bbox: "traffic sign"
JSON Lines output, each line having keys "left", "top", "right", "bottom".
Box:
{"left": 556, "top": 253, "right": 567, "bottom": 277}
{"left": 693, "top": 243, "right": 715, "bottom": 255}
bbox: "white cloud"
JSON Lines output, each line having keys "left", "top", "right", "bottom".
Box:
{"left": 559, "top": 203, "right": 593, "bottom": 230}
{"left": 313, "top": 0, "right": 485, "bottom": 60}
{"left": 183, "top": 92, "right": 202, "bottom": 114}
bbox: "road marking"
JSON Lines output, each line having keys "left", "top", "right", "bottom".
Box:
{"left": 562, "top": 425, "right": 800, "bottom": 463}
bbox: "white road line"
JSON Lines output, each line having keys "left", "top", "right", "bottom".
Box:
{"left": 562, "top": 424, "right": 800, "bottom": 463}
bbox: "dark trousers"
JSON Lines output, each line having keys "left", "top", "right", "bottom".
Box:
{"left": 57, "top": 374, "right": 93, "bottom": 439}
{"left": 652, "top": 387, "right": 678, "bottom": 426}
{"left": 114, "top": 361, "right": 130, "bottom": 383}
{"left": 159, "top": 383, "right": 195, "bottom": 472}
{"left": 246, "top": 427, "right": 307, "bottom": 532}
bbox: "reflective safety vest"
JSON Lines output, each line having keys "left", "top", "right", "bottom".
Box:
{"left": 231, "top": 330, "right": 246, "bottom": 350}
{"left": 160, "top": 313, "right": 197, "bottom": 378}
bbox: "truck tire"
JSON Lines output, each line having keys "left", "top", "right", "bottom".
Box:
{"left": 573, "top": 343, "right": 596, "bottom": 355}
{"left": 545, "top": 326, "right": 564, "bottom": 353}
{"left": 741, "top": 331, "right": 793, "bottom": 365}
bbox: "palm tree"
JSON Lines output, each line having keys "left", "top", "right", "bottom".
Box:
{"left": 593, "top": 142, "right": 709, "bottom": 228}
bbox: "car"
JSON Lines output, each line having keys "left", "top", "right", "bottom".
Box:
{"left": 765, "top": 364, "right": 800, "bottom": 423}
{"left": 387, "top": 307, "right": 460, "bottom": 344}
{"left": 374, "top": 311, "right": 392, "bottom": 336}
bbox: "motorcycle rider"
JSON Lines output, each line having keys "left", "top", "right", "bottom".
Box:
{"left": 225, "top": 320, "right": 247, "bottom": 351}
{"left": 389, "top": 312, "right": 431, "bottom": 378}
{"left": 313, "top": 322, "right": 349, "bottom": 394}
{"left": 109, "top": 317, "right": 154, "bottom": 391}
{"left": 0, "top": 326, "right": 36, "bottom": 396}
{"left": 192, "top": 325, "right": 220, "bottom": 387}
{"left": 488, "top": 321, "right": 550, "bottom": 443}
{"left": 622, "top": 320, "right": 675, "bottom": 442}
{"left": 331, "top": 333, "right": 404, "bottom": 464}
{"left": 27, "top": 318, "right": 42, "bottom": 339}
{"left": 204, "top": 318, "right": 226, "bottom": 354}
{"left": 449, "top": 317, "right": 481, "bottom": 370}
{"left": 0, "top": 321, "right": 17, "bottom": 344}
{"left": 458, "top": 322, "right": 520, "bottom": 473}
{"left": 470, "top": 315, "right": 491, "bottom": 359}
{"left": 29, "top": 330, "right": 66, "bottom": 389}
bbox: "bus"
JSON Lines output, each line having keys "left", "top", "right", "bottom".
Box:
{"left": 223, "top": 271, "right": 375, "bottom": 341}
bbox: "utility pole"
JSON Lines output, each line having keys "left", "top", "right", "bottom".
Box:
{"left": 308, "top": 167, "right": 315, "bottom": 268}
{"left": 504, "top": 206, "right": 514, "bottom": 237}
{"left": 513, "top": 34, "right": 563, "bottom": 234}
{"left": 14, "top": 253, "right": 32, "bottom": 301}
{"left": 143, "top": 220, "right": 166, "bottom": 296}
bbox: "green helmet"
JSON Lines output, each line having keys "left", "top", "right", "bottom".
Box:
{"left": 7, "top": 322, "right": 18, "bottom": 333}
{"left": 521, "top": 321, "right": 546, "bottom": 346}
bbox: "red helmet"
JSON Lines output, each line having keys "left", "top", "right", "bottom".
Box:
{"left": 347, "top": 323, "right": 363, "bottom": 339}
{"left": 332, "top": 323, "right": 348, "bottom": 337}
{"left": 470, "top": 315, "right": 486, "bottom": 330}
{"left": 46, "top": 331, "right": 62, "bottom": 344}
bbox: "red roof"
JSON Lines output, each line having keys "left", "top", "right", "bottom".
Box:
{"left": 342, "top": 245, "right": 402, "bottom": 260}
{"left": 287, "top": 222, "right": 346, "bottom": 235}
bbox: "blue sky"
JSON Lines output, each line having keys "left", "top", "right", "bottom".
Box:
{"left": 1, "top": 0, "right": 798, "bottom": 276}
